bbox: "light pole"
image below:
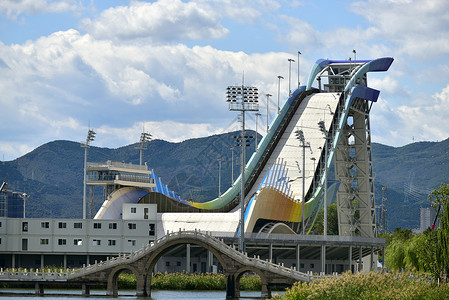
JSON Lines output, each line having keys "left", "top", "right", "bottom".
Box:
{"left": 277, "top": 75, "right": 284, "bottom": 114}
{"left": 230, "top": 147, "right": 235, "bottom": 186}
{"left": 318, "top": 120, "right": 328, "bottom": 236}
{"left": 288, "top": 58, "right": 295, "bottom": 96}
{"left": 218, "top": 158, "right": 224, "bottom": 197}
{"left": 353, "top": 49, "right": 356, "bottom": 62}
{"left": 20, "top": 193, "right": 29, "bottom": 218}
{"left": 226, "top": 84, "right": 259, "bottom": 253}
{"left": 136, "top": 131, "right": 152, "bottom": 165}
{"left": 81, "top": 128, "right": 96, "bottom": 219}
{"left": 295, "top": 129, "right": 310, "bottom": 235}
{"left": 266, "top": 93, "right": 272, "bottom": 133}
{"left": 297, "top": 51, "right": 301, "bottom": 89}
{"left": 255, "top": 112, "right": 261, "bottom": 151}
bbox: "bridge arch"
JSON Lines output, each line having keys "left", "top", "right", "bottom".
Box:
{"left": 107, "top": 264, "right": 145, "bottom": 297}
{"left": 144, "top": 236, "right": 231, "bottom": 274}
{"left": 234, "top": 266, "right": 270, "bottom": 299}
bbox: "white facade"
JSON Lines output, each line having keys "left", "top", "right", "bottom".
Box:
{"left": 0, "top": 217, "right": 156, "bottom": 254}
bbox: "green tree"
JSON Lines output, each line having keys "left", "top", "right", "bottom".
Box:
{"left": 429, "top": 182, "right": 449, "bottom": 281}
{"left": 311, "top": 202, "right": 338, "bottom": 235}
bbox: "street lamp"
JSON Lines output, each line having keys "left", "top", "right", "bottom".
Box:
{"left": 81, "top": 128, "right": 96, "bottom": 219}
{"left": 295, "top": 129, "right": 310, "bottom": 235}
{"left": 318, "top": 120, "right": 328, "bottom": 236}
{"left": 277, "top": 75, "right": 284, "bottom": 114}
{"left": 288, "top": 58, "right": 295, "bottom": 96}
{"left": 226, "top": 84, "right": 259, "bottom": 253}
{"left": 353, "top": 49, "right": 356, "bottom": 62}
{"left": 136, "top": 131, "right": 152, "bottom": 165}
{"left": 266, "top": 93, "right": 272, "bottom": 133}
{"left": 255, "top": 112, "right": 262, "bottom": 151}
{"left": 297, "top": 51, "right": 301, "bottom": 89}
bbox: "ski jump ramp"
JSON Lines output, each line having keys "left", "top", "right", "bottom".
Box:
{"left": 96, "top": 57, "right": 393, "bottom": 238}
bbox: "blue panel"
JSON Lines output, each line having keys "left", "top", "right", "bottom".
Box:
{"left": 352, "top": 85, "right": 380, "bottom": 102}
{"left": 367, "top": 57, "right": 394, "bottom": 72}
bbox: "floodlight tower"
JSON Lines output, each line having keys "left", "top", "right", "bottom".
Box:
{"left": 297, "top": 51, "right": 301, "bottom": 88}
{"left": 81, "top": 128, "right": 96, "bottom": 219}
{"left": 318, "top": 120, "right": 329, "bottom": 236}
{"left": 295, "top": 129, "right": 311, "bottom": 235}
{"left": 226, "top": 83, "right": 259, "bottom": 253}
{"left": 277, "top": 75, "right": 284, "bottom": 114}
{"left": 288, "top": 58, "right": 295, "bottom": 96}
{"left": 136, "top": 131, "right": 152, "bottom": 165}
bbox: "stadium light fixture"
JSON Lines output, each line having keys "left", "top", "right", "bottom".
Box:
{"left": 226, "top": 82, "right": 259, "bottom": 253}
{"left": 81, "top": 128, "right": 96, "bottom": 220}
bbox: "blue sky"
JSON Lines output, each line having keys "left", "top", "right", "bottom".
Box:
{"left": 1, "top": 0, "right": 449, "bottom": 161}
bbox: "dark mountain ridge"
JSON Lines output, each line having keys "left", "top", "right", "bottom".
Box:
{"left": 1, "top": 133, "right": 448, "bottom": 230}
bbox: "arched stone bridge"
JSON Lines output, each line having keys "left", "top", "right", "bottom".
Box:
{"left": 67, "top": 230, "right": 313, "bottom": 298}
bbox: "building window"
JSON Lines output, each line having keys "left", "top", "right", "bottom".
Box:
{"left": 128, "top": 240, "right": 136, "bottom": 246}
{"left": 300, "top": 263, "right": 305, "bottom": 269}
{"left": 58, "top": 239, "right": 66, "bottom": 245}
{"left": 93, "top": 222, "right": 102, "bottom": 229}
{"left": 128, "top": 223, "right": 136, "bottom": 230}
{"left": 176, "top": 261, "right": 181, "bottom": 267}
{"left": 0, "top": 238, "right": 2, "bottom": 244}
{"left": 310, "top": 264, "right": 314, "bottom": 268}
{"left": 74, "top": 222, "right": 82, "bottom": 229}
{"left": 41, "top": 222, "right": 49, "bottom": 229}
{"left": 74, "top": 239, "right": 82, "bottom": 246}
{"left": 149, "top": 224, "right": 155, "bottom": 236}
{"left": 40, "top": 239, "right": 49, "bottom": 245}
{"left": 0, "top": 221, "right": 2, "bottom": 227}
{"left": 58, "top": 222, "right": 67, "bottom": 229}
{"left": 109, "top": 223, "right": 117, "bottom": 229}
{"left": 108, "top": 240, "right": 116, "bottom": 246}
{"left": 22, "top": 222, "right": 28, "bottom": 232}
{"left": 22, "top": 238, "right": 28, "bottom": 250}
{"left": 165, "top": 261, "right": 170, "bottom": 267}
{"left": 131, "top": 207, "right": 136, "bottom": 213}
{"left": 93, "top": 239, "right": 101, "bottom": 246}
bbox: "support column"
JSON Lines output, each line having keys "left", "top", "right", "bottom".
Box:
{"left": 11, "top": 254, "right": 15, "bottom": 269}
{"left": 382, "top": 247, "right": 385, "bottom": 271}
{"left": 269, "top": 243, "right": 273, "bottom": 262}
{"left": 321, "top": 245, "right": 326, "bottom": 274}
{"left": 226, "top": 274, "right": 237, "bottom": 298}
{"left": 296, "top": 245, "right": 300, "bottom": 271}
{"left": 207, "top": 250, "right": 212, "bottom": 273}
{"left": 136, "top": 275, "right": 147, "bottom": 297}
{"left": 35, "top": 282, "right": 44, "bottom": 296}
{"left": 41, "top": 254, "right": 44, "bottom": 269}
{"left": 358, "top": 246, "right": 362, "bottom": 273}
{"left": 186, "top": 244, "right": 191, "bottom": 273}
{"left": 370, "top": 247, "right": 374, "bottom": 271}
{"left": 261, "top": 283, "right": 271, "bottom": 299}
{"left": 348, "top": 246, "right": 352, "bottom": 273}
{"left": 63, "top": 255, "right": 67, "bottom": 269}
{"left": 82, "top": 283, "right": 90, "bottom": 296}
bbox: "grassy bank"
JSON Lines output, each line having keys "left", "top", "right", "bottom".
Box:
{"left": 273, "top": 272, "right": 449, "bottom": 300}
{"left": 118, "top": 272, "right": 261, "bottom": 291}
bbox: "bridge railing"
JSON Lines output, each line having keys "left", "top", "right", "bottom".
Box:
{"left": 0, "top": 268, "right": 71, "bottom": 281}
{"left": 68, "top": 230, "right": 321, "bottom": 282}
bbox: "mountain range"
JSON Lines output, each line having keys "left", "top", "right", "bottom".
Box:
{"left": 1, "top": 131, "right": 448, "bottom": 231}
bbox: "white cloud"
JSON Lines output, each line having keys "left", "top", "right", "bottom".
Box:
{"left": 0, "top": 0, "right": 79, "bottom": 20}
{"left": 371, "top": 84, "right": 449, "bottom": 146}
{"left": 351, "top": 0, "right": 449, "bottom": 59}
{"left": 80, "top": 0, "right": 229, "bottom": 42}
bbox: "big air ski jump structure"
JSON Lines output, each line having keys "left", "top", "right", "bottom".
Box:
{"left": 91, "top": 57, "right": 394, "bottom": 239}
